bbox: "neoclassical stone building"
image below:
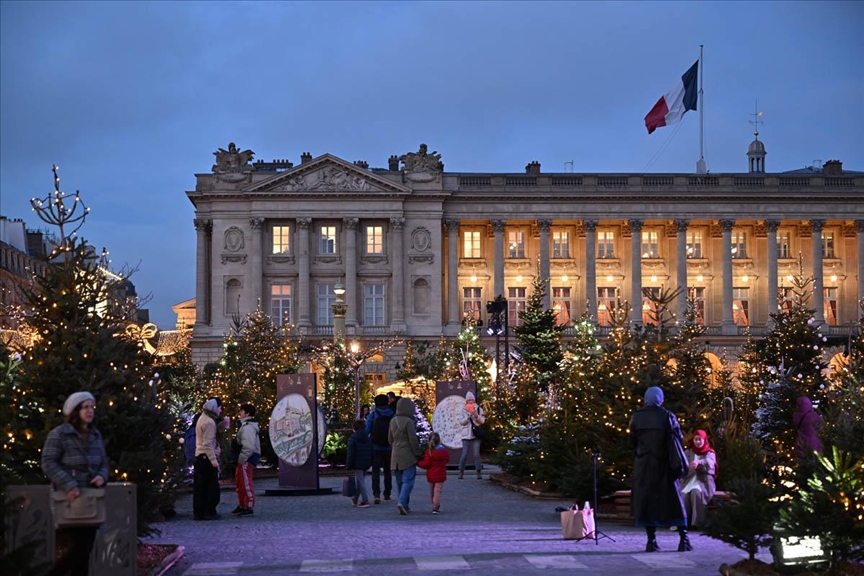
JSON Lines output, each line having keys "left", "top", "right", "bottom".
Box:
{"left": 186, "top": 140, "right": 864, "bottom": 372}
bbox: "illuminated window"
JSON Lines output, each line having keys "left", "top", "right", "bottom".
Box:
{"left": 508, "top": 230, "right": 525, "bottom": 258}
{"left": 317, "top": 284, "right": 339, "bottom": 325}
{"left": 553, "top": 230, "right": 570, "bottom": 258}
{"left": 270, "top": 284, "right": 292, "bottom": 327}
{"left": 687, "top": 287, "right": 705, "bottom": 325}
{"left": 597, "top": 287, "right": 616, "bottom": 327}
{"left": 733, "top": 287, "right": 749, "bottom": 326}
{"left": 642, "top": 287, "right": 660, "bottom": 325}
{"left": 319, "top": 225, "right": 337, "bottom": 254}
{"left": 507, "top": 287, "right": 527, "bottom": 327}
{"left": 780, "top": 287, "right": 794, "bottom": 313}
{"left": 463, "top": 230, "right": 481, "bottom": 259}
{"left": 365, "top": 225, "right": 384, "bottom": 255}
{"left": 597, "top": 230, "right": 615, "bottom": 259}
{"left": 364, "top": 284, "right": 385, "bottom": 326}
{"left": 463, "top": 287, "right": 482, "bottom": 324}
{"left": 686, "top": 230, "right": 703, "bottom": 259}
{"left": 822, "top": 231, "right": 836, "bottom": 259}
{"left": 779, "top": 231, "right": 791, "bottom": 259}
{"left": 272, "top": 225, "right": 291, "bottom": 254}
{"left": 824, "top": 287, "right": 837, "bottom": 326}
{"left": 641, "top": 230, "right": 659, "bottom": 259}
{"left": 552, "top": 287, "right": 571, "bottom": 326}
{"left": 732, "top": 230, "right": 748, "bottom": 259}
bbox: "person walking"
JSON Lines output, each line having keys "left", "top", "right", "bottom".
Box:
{"left": 680, "top": 429, "right": 717, "bottom": 530}
{"left": 458, "top": 391, "right": 485, "bottom": 479}
{"left": 194, "top": 397, "right": 225, "bottom": 521}
{"left": 629, "top": 386, "right": 689, "bottom": 552}
{"left": 417, "top": 432, "right": 449, "bottom": 514}
{"left": 346, "top": 419, "right": 373, "bottom": 507}
{"left": 41, "top": 391, "right": 108, "bottom": 576}
{"left": 389, "top": 397, "right": 423, "bottom": 515}
{"left": 231, "top": 403, "right": 261, "bottom": 517}
{"left": 365, "top": 394, "right": 394, "bottom": 504}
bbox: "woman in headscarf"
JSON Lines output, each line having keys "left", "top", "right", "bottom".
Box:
{"left": 42, "top": 391, "right": 108, "bottom": 576}
{"left": 680, "top": 429, "right": 717, "bottom": 530}
{"left": 793, "top": 396, "right": 823, "bottom": 461}
{"left": 629, "top": 386, "right": 689, "bottom": 552}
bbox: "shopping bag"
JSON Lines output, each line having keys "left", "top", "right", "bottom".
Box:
{"left": 560, "top": 502, "right": 596, "bottom": 540}
{"left": 341, "top": 476, "right": 356, "bottom": 498}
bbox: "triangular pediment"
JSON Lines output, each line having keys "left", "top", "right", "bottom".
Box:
{"left": 244, "top": 154, "right": 410, "bottom": 194}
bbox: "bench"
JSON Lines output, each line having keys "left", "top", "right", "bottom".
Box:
{"left": 612, "top": 489, "right": 731, "bottom": 517}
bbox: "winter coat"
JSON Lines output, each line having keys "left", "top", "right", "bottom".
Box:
{"left": 236, "top": 417, "right": 261, "bottom": 466}
{"left": 389, "top": 397, "right": 422, "bottom": 471}
{"left": 195, "top": 412, "right": 221, "bottom": 466}
{"left": 417, "top": 445, "right": 449, "bottom": 483}
{"left": 629, "top": 405, "right": 687, "bottom": 527}
{"left": 458, "top": 405, "right": 486, "bottom": 440}
{"left": 42, "top": 423, "right": 108, "bottom": 491}
{"left": 681, "top": 448, "right": 717, "bottom": 501}
{"left": 346, "top": 429, "right": 373, "bottom": 471}
{"left": 365, "top": 406, "right": 395, "bottom": 451}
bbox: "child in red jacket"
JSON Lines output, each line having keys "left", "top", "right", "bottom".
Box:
{"left": 417, "top": 432, "right": 449, "bottom": 514}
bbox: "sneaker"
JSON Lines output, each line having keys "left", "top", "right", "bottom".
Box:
{"left": 230, "top": 506, "right": 244, "bottom": 516}
{"left": 238, "top": 508, "right": 253, "bottom": 516}
{"left": 384, "top": 496, "right": 392, "bottom": 501}
{"left": 351, "top": 498, "right": 358, "bottom": 507}
{"left": 358, "top": 501, "right": 371, "bottom": 508}
{"left": 374, "top": 498, "right": 381, "bottom": 505}
{"left": 397, "top": 503, "right": 407, "bottom": 515}
{"left": 432, "top": 507, "right": 440, "bottom": 515}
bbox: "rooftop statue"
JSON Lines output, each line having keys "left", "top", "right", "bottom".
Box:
{"left": 399, "top": 143, "right": 442, "bottom": 182}
{"left": 212, "top": 142, "right": 255, "bottom": 173}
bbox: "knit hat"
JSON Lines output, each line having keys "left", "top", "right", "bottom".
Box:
{"left": 63, "top": 391, "right": 95, "bottom": 416}
{"left": 203, "top": 398, "right": 220, "bottom": 413}
{"left": 465, "top": 391, "right": 476, "bottom": 402}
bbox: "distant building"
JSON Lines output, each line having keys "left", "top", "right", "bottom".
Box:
{"left": 184, "top": 139, "right": 864, "bottom": 373}
{"left": 0, "top": 216, "right": 49, "bottom": 329}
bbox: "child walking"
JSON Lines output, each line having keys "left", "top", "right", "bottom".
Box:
{"left": 417, "top": 432, "right": 449, "bottom": 514}
{"left": 346, "top": 419, "right": 372, "bottom": 508}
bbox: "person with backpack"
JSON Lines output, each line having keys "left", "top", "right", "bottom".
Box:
{"left": 231, "top": 403, "right": 261, "bottom": 517}
{"left": 365, "top": 394, "right": 394, "bottom": 504}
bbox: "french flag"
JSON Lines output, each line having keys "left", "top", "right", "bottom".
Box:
{"left": 644, "top": 60, "right": 699, "bottom": 134}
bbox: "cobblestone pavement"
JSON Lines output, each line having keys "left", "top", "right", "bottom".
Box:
{"left": 144, "top": 467, "right": 772, "bottom": 576}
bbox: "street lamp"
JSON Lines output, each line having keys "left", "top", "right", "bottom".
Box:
{"left": 332, "top": 280, "right": 347, "bottom": 342}
{"left": 350, "top": 340, "right": 362, "bottom": 419}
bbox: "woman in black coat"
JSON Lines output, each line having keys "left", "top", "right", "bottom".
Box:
{"left": 629, "top": 386, "right": 689, "bottom": 552}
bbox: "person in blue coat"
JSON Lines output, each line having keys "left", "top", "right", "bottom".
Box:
{"left": 346, "top": 419, "right": 373, "bottom": 507}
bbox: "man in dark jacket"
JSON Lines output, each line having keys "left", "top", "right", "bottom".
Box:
{"left": 629, "top": 386, "right": 689, "bottom": 552}
{"left": 365, "top": 394, "right": 394, "bottom": 504}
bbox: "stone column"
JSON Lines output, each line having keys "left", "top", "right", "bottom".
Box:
{"left": 344, "top": 218, "right": 358, "bottom": 327}
{"left": 194, "top": 218, "right": 212, "bottom": 325}
{"left": 629, "top": 219, "right": 644, "bottom": 325}
{"left": 675, "top": 219, "right": 689, "bottom": 320}
{"left": 811, "top": 219, "right": 825, "bottom": 324}
{"left": 721, "top": 219, "right": 735, "bottom": 334}
{"left": 445, "top": 219, "right": 460, "bottom": 325}
{"left": 538, "top": 219, "right": 552, "bottom": 309}
{"left": 765, "top": 220, "right": 780, "bottom": 328}
{"left": 250, "top": 218, "right": 265, "bottom": 313}
{"left": 491, "top": 219, "right": 506, "bottom": 299}
{"left": 297, "top": 218, "right": 311, "bottom": 328}
{"left": 858, "top": 221, "right": 864, "bottom": 321}
{"left": 390, "top": 218, "right": 406, "bottom": 332}
{"left": 584, "top": 220, "right": 597, "bottom": 320}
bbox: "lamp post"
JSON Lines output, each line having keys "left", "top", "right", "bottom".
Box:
{"left": 350, "top": 340, "right": 362, "bottom": 419}
{"left": 332, "top": 280, "right": 347, "bottom": 342}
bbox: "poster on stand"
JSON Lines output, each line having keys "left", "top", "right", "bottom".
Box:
{"left": 432, "top": 381, "right": 477, "bottom": 467}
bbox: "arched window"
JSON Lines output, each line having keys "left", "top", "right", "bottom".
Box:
{"left": 225, "top": 278, "right": 242, "bottom": 316}
{"left": 413, "top": 278, "right": 430, "bottom": 315}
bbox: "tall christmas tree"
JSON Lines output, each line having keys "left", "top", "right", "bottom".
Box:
{"left": 666, "top": 293, "right": 714, "bottom": 434}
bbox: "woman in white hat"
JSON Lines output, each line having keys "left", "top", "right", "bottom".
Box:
{"left": 41, "top": 391, "right": 108, "bottom": 576}
{"left": 457, "top": 391, "right": 486, "bottom": 479}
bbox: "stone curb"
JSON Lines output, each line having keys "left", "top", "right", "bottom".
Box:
{"left": 146, "top": 544, "right": 185, "bottom": 576}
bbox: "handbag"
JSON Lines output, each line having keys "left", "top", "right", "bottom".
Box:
{"left": 667, "top": 411, "right": 688, "bottom": 479}
{"left": 341, "top": 476, "right": 356, "bottom": 498}
{"left": 470, "top": 422, "right": 486, "bottom": 440}
{"left": 560, "top": 502, "right": 596, "bottom": 540}
{"left": 50, "top": 487, "right": 106, "bottom": 529}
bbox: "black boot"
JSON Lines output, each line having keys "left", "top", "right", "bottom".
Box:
{"left": 645, "top": 527, "right": 660, "bottom": 552}
{"left": 678, "top": 527, "right": 692, "bottom": 552}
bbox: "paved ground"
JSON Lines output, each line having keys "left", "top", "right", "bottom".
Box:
{"left": 144, "top": 467, "right": 772, "bottom": 576}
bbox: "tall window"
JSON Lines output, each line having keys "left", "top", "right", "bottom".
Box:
{"left": 822, "top": 231, "right": 836, "bottom": 259}
{"left": 508, "top": 287, "right": 527, "bottom": 327}
{"left": 272, "top": 225, "right": 291, "bottom": 254}
{"left": 779, "top": 231, "right": 791, "bottom": 259}
{"left": 641, "top": 230, "right": 659, "bottom": 259}
{"left": 365, "top": 225, "right": 384, "bottom": 255}
{"left": 780, "top": 287, "right": 794, "bottom": 313}
{"left": 317, "top": 284, "right": 338, "bottom": 325}
{"left": 462, "top": 287, "right": 482, "bottom": 324}
{"left": 553, "top": 230, "right": 570, "bottom": 258}
{"left": 319, "top": 225, "right": 337, "bottom": 254}
{"left": 508, "top": 230, "right": 525, "bottom": 258}
{"left": 597, "top": 230, "right": 615, "bottom": 259}
{"left": 463, "top": 230, "right": 481, "bottom": 258}
{"left": 732, "top": 230, "right": 747, "bottom": 259}
{"left": 225, "top": 279, "right": 241, "bottom": 316}
{"left": 597, "top": 287, "right": 616, "bottom": 326}
{"left": 824, "top": 287, "right": 838, "bottom": 325}
{"left": 552, "top": 287, "right": 571, "bottom": 326}
{"left": 733, "top": 287, "right": 749, "bottom": 326}
{"left": 686, "top": 230, "right": 702, "bottom": 258}
{"left": 270, "top": 284, "right": 292, "bottom": 327}
{"left": 687, "top": 287, "right": 705, "bottom": 325}
{"left": 364, "top": 284, "right": 386, "bottom": 326}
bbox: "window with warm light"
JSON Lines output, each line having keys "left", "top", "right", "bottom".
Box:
{"left": 597, "top": 287, "right": 616, "bottom": 327}
{"left": 272, "top": 225, "right": 291, "bottom": 254}
{"left": 780, "top": 287, "right": 794, "bottom": 313}
{"left": 641, "top": 230, "right": 659, "bottom": 259}
{"left": 687, "top": 287, "right": 705, "bottom": 325}
{"left": 597, "top": 230, "right": 615, "bottom": 259}
{"left": 733, "top": 287, "right": 749, "bottom": 326}
{"left": 270, "top": 284, "right": 292, "bottom": 327}
{"left": 317, "top": 284, "right": 339, "bottom": 325}
{"left": 364, "top": 284, "right": 386, "bottom": 326}
{"left": 365, "top": 225, "right": 384, "bottom": 255}
{"left": 822, "top": 231, "right": 836, "bottom": 259}
{"left": 463, "top": 230, "right": 481, "bottom": 259}
{"left": 553, "top": 230, "right": 570, "bottom": 258}
{"left": 508, "top": 230, "right": 525, "bottom": 258}
{"left": 824, "top": 287, "right": 837, "bottom": 325}
{"left": 686, "top": 230, "right": 702, "bottom": 259}
{"left": 779, "top": 231, "right": 792, "bottom": 259}
{"left": 507, "top": 287, "right": 527, "bottom": 327}
{"left": 732, "top": 230, "right": 748, "bottom": 259}
{"left": 642, "top": 287, "right": 660, "bottom": 325}
{"left": 319, "top": 225, "right": 338, "bottom": 254}
{"left": 552, "top": 287, "right": 571, "bottom": 326}
{"left": 462, "top": 287, "right": 482, "bottom": 323}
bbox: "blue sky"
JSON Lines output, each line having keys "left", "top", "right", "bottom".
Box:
{"left": 1, "top": 1, "right": 862, "bottom": 329}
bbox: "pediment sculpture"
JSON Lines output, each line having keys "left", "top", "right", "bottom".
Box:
{"left": 273, "top": 166, "right": 371, "bottom": 192}
{"left": 212, "top": 142, "right": 255, "bottom": 180}
{"left": 400, "top": 143, "right": 442, "bottom": 183}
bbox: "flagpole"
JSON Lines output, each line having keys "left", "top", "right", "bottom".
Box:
{"left": 697, "top": 45, "right": 707, "bottom": 174}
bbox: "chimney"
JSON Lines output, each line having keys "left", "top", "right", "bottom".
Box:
{"left": 388, "top": 155, "right": 400, "bottom": 171}
{"left": 300, "top": 152, "right": 312, "bottom": 164}
{"left": 823, "top": 159, "right": 843, "bottom": 176}
{"left": 354, "top": 160, "right": 369, "bottom": 169}
{"left": 525, "top": 161, "right": 541, "bottom": 175}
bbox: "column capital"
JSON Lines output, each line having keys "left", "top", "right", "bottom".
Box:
{"left": 764, "top": 219, "right": 780, "bottom": 233}
{"left": 344, "top": 217, "right": 359, "bottom": 230}
{"left": 193, "top": 218, "right": 212, "bottom": 233}
{"left": 674, "top": 219, "right": 690, "bottom": 233}
{"left": 297, "top": 217, "right": 312, "bottom": 229}
{"left": 628, "top": 219, "right": 644, "bottom": 233}
{"left": 719, "top": 219, "right": 735, "bottom": 233}
{"left": 536, "top": 219, "right": 552, "bottom": 232}
{"left": 491, "top": 219, "right": 507, "bottom": 233}
{"left": 583, "top": 219, "right": 598, "bottom": 232}
{"left": 444, "top": 219, "right": 460, "bottom": 233}
{"left": 249, "top": 217, "right": 265, "bottom": 230}
{"left": 390, "top": 217, "right": 405, "bottom": 230}
{"left": 810, "top": 219, "right": 826, "bottom": 232}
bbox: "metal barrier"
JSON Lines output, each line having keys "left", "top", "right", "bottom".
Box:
{"left": 5, "top": 483, "right": 138, "bottom": 576}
